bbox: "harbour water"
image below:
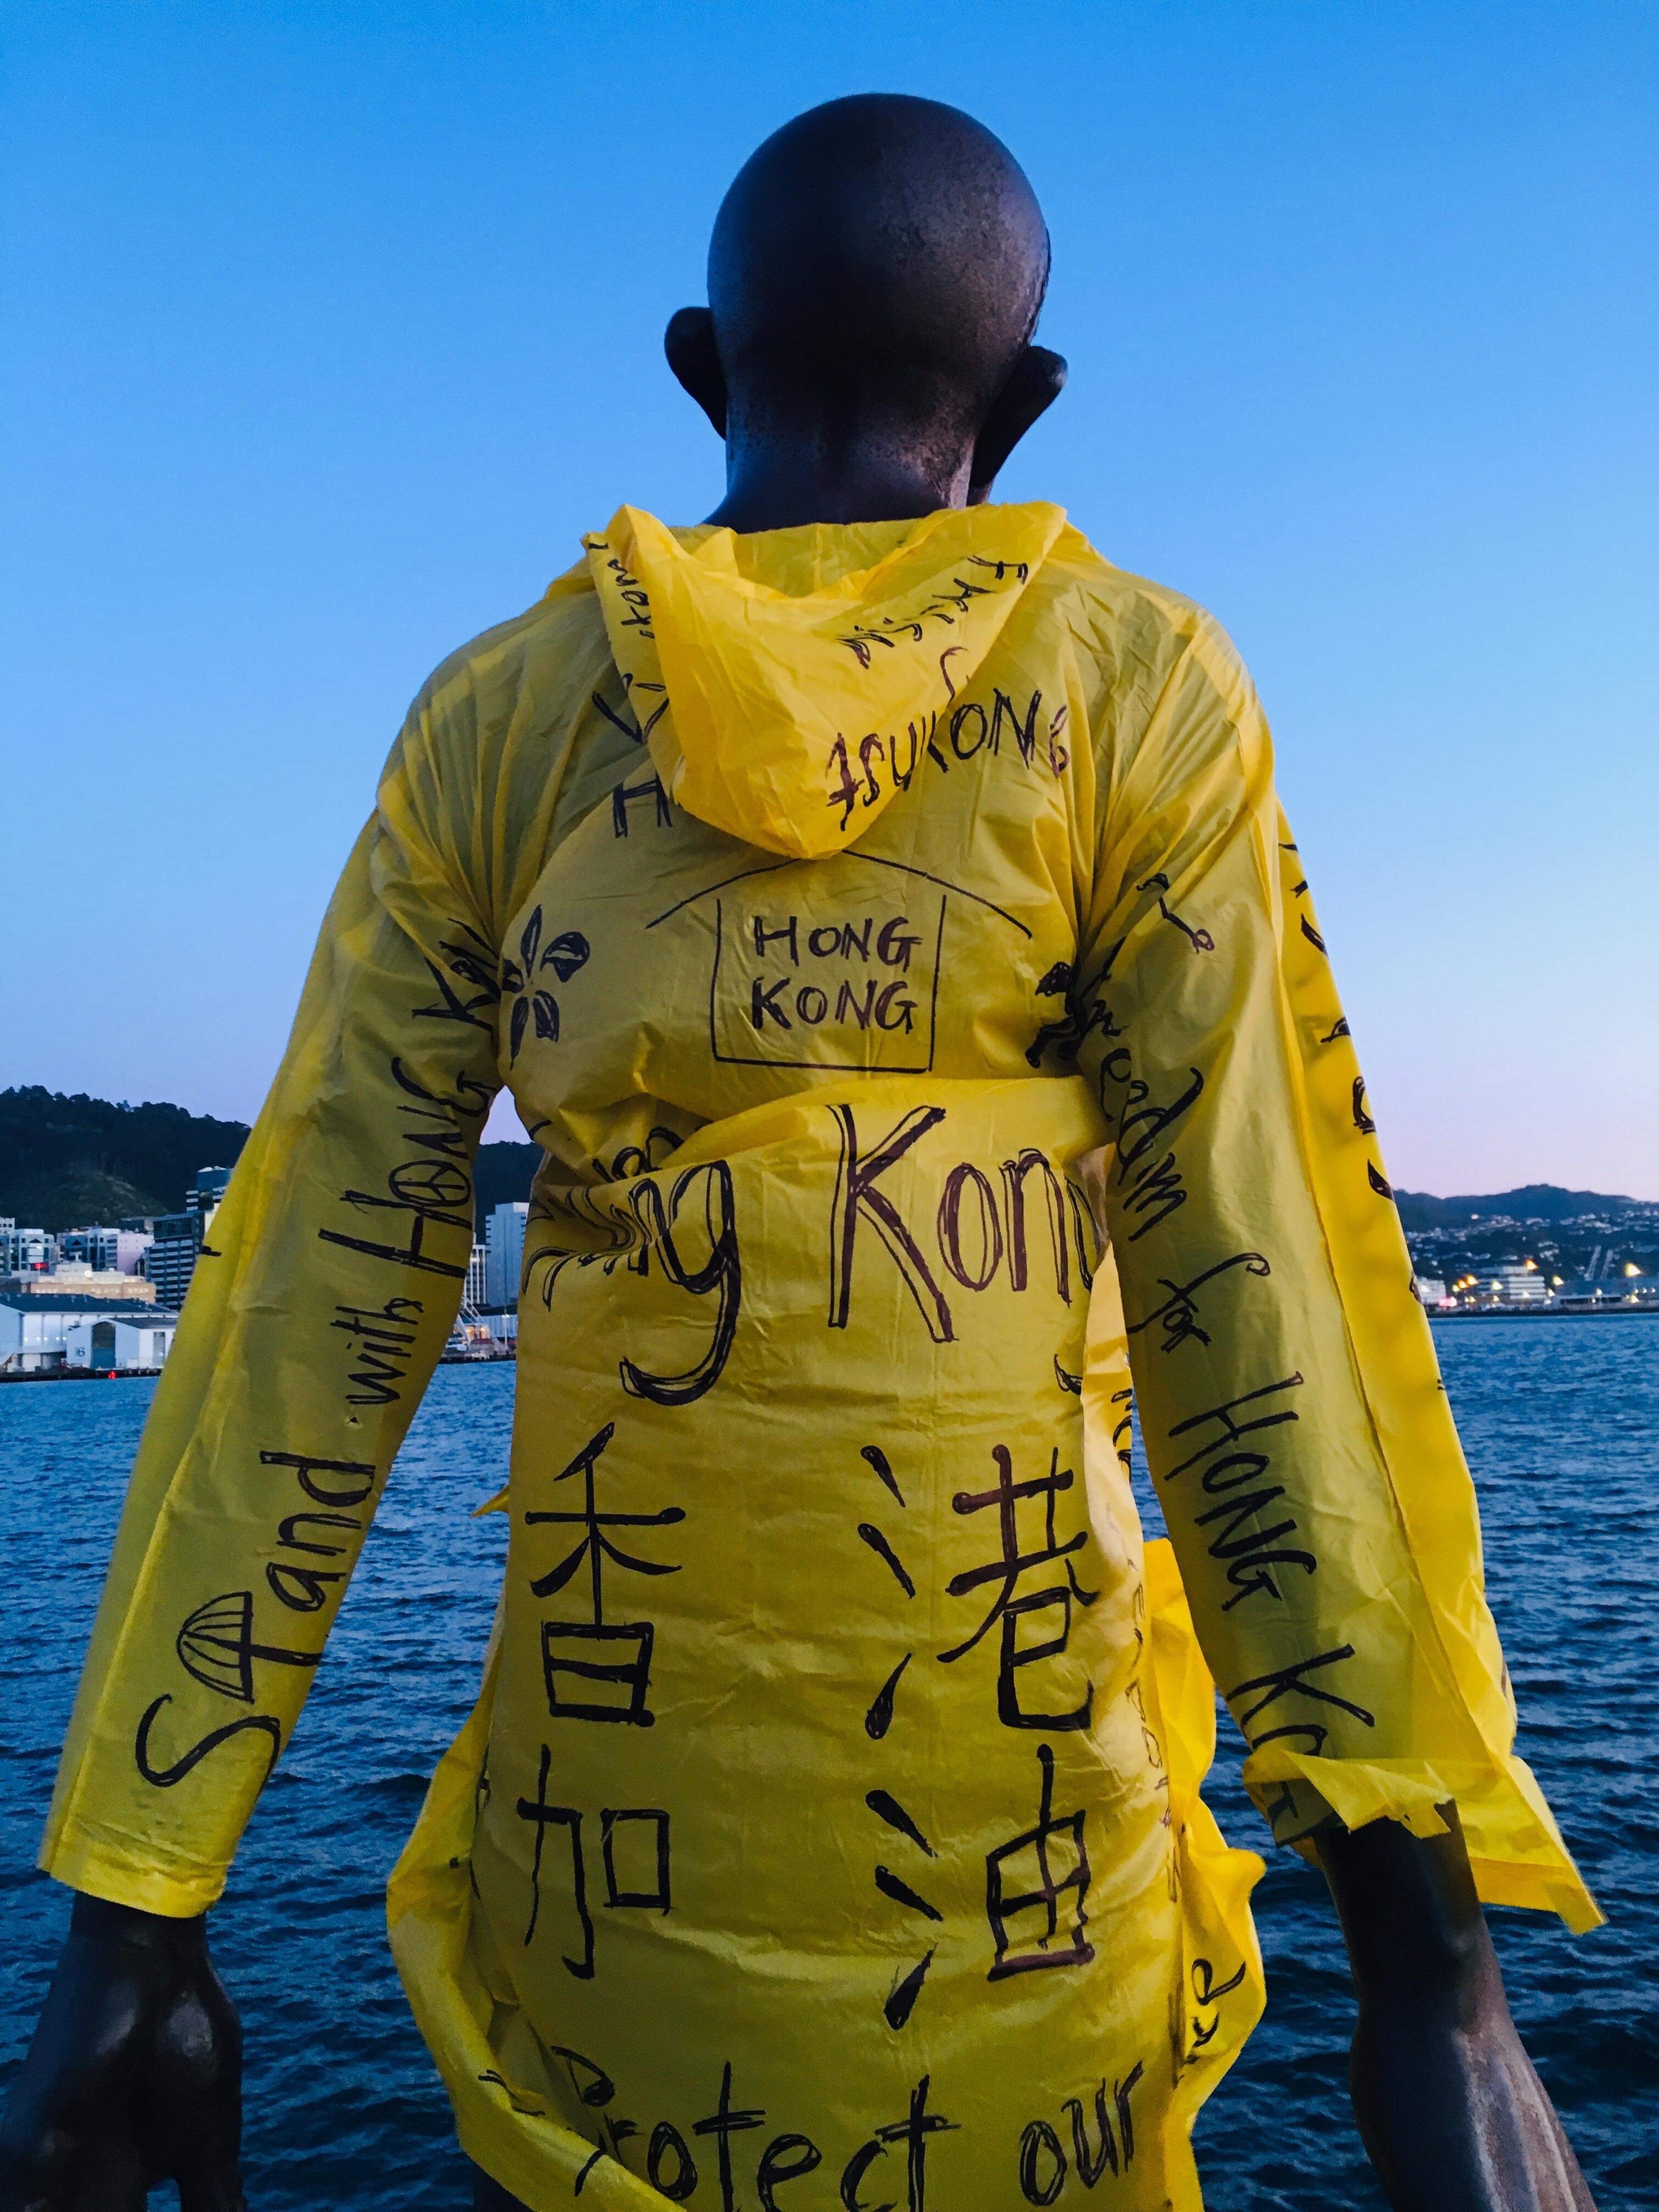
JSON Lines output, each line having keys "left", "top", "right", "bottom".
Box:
{"left": 1, "top": 1318, "right": 1654, "bottom": 2209}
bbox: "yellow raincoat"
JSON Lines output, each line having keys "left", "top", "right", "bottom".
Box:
{"left": 43, "top": 503, "right": 1595, "bottom": 2212}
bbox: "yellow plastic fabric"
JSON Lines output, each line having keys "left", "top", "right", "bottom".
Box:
{"left": 42, "top": 504, "right": 1594, "bottom": 2212}
{"left": 585, "top": 501, "right": 1067, "bottom": 858}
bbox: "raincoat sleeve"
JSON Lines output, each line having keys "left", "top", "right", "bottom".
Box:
{"left": 41, "top": 706, "right": 507, "bottom": 1918}
{"left": 1073, "top": 602, "right": 1596, "bottom": 1931}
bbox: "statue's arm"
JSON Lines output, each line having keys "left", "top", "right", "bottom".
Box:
{"left": 7, "top": 718, "right": 507, "bottom": 2208}
{"left": 1317, "top": 1809, "right": 1595, "bottom": 2212}
{"left": 1069, "top": 613, "right": 1598, "bottom": 2198}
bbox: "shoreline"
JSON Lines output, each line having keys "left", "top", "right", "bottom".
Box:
{"left": 4, "top": 1307, "right": 1652, "bottom": 1386}
{"left": 0, "top": 1367, "right": 163, "bottom": 1386}
{"left": 1429, "top": 1306, "right": 1657, "bottom": 1324}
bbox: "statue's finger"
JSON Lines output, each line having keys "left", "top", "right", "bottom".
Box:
{"left": 67, "top": 2136, "right": 150, "bottom": 2212}
{"left": 176, "top": 2160, "right": 249, "bottom": 2212}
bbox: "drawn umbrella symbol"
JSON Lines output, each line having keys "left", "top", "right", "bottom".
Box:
{"left": 176, "top": 1590, "right": 324, "bottom": 1703}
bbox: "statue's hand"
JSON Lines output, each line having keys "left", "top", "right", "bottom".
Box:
{"left": 1319, "top": 1811, "right": 1595, "bottom": 2212}
{"left": 0, "top": 1894, "right": 245, "bottom": 2212}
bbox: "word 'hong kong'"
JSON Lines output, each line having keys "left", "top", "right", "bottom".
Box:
{"left": 710, "top": 901, "right": 944, "bottom": 1073}
{"left": 831, "top": 1104, "right": 1098, "bottom": 1344}
{"left": 524, "top": 1106, "right": 1098, "bottom": 1407}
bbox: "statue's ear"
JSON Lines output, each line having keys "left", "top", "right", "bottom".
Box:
{"left": 665, "top": 307, "right": 728, "bottom": 438}
{"left": 968, "top": 345, "right": 1067, "bottom": 504}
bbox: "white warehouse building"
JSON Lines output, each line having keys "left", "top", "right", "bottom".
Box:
{"left": 65, "top": 1312, "right": 179, "bottom": 1372}
{"left": 0, "top": 1293, "right": 176, "bottom": 1375}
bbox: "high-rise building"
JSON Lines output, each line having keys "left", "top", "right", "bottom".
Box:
{"left": 466, "top": 1242, "right": 488, "bottom": 1311}
{"left": 142, "top": 1166, "right": 236, "bottom": 1311}
{"left": 144, "top": 1216, "right": 201, "bottom": 1309}
{"left": 189, "top": 1167, "right": 233, "bottom": 1231}
{"left": 485, "top": 1202, "right": 529, "bottom": 1310}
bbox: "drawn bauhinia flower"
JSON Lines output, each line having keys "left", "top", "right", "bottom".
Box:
{"left": 503, "top": 906, "right": 591, "bottom": 1063}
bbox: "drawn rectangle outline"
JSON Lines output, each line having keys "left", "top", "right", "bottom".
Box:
{"left": 706, "top": 894, "right": 946, "bottom": 1072}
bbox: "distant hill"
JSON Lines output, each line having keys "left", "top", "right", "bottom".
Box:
{"left": 0, "top": 1087, "right": 253, "bottom": 1229}
{"left": 1393, "top": 1184, "right": 1647, "bottom": 1230}
{"left": 4, "top": 1088, "right": 1644, "bottom": 1238}
{"left": 0, "top": 1087, "right": 539, "bottom": 1233}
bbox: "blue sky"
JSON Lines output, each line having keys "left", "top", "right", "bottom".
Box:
{"left": 3, "top": 2, "right": 1654, "bottom": 1194}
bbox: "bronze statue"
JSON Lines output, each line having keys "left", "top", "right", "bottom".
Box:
{"left": 1, "top": 94, "right": 1595, "bottom": 2212}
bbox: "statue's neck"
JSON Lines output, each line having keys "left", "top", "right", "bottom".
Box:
{"left": 704, "top": 426, "right": 973, "bottom": 534}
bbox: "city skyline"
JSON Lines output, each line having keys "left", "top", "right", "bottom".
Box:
{"left": 3, "top": 4, "right": 1654, "bottom": 1192}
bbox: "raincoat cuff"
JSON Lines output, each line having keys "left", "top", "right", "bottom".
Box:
{"left": 40, "top": 1819, "right": 229, "bottom": 1919}
{"left": 1240, "top": 1748, "right": 1601, "bottom": 1933}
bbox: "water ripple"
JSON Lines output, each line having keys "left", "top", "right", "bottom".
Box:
{"left": 0, "top": 1321, "right": 1653, "bottom": 2209}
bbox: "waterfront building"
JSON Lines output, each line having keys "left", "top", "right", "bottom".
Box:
{"left": 58, "top": 1226, "right": 154, "bottom": 1276}
{"left": 1415, "top": 1276, "right": 1449, "bottom": 1307}
{"left": 1493, "top": 1263, "right": 1549, "bottom": 1304}
{"left": 0, "top": 1293, "right": 162, "bottom": 1375}
{"left": 466, "top": 1241, "right": 489, "bottom": 1310}
{"left": 0, "top": 1221, "right": 54, "bottom": 1276}
{"left": 485, "top": 1201, "right": 528, "bottom": 1310}
{"left": 64, "top": 1311, "right": 179, "bottom": 1372}
{"left": 9, "top": 1262, "right": 156, "bottom": 1304}
{"left": 1555, "top": 1276, "right": 1658, "bottom": 1311}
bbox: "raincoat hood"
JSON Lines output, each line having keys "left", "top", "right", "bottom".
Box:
{"left": 584, "top": 500, "right": 1067, "bottom": 859}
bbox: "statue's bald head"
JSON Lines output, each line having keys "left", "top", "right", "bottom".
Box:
{"left": 668, "top": 95, "right": 1064, "bottom": 516}
{"left": 709, "top": 94, "right": 1048, "bottom": 438}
